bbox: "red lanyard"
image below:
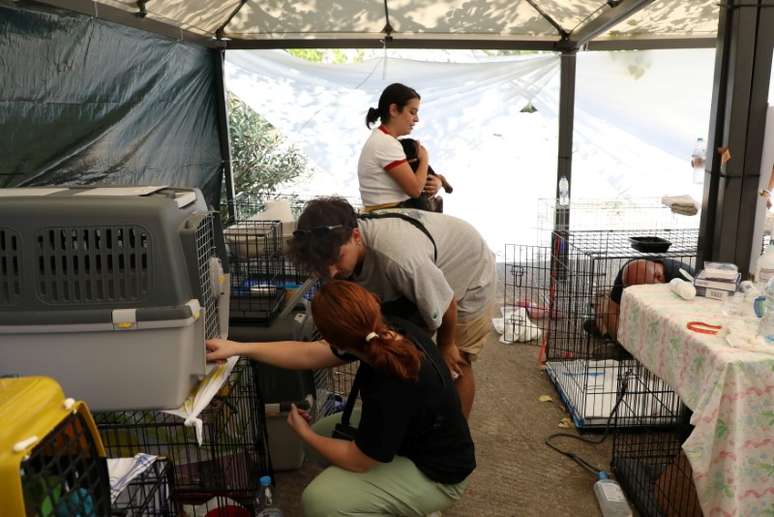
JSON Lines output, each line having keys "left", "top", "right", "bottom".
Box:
{"left": 687, "top": 321, "right": 722, "bottom": 335}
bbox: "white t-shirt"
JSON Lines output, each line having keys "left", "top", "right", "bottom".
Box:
{"left": 358, "top": 126, "right": 409, "bottom": 207}
{"left": 353, "top": 209, "right": 496, "bottom": 330}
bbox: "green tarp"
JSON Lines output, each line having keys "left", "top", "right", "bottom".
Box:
{"left": 0, "top": 2, "right": 224, "bottom": 206}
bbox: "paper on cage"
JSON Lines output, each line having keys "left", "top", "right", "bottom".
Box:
{"left": 107, "top": 453, "right": 157, "bottom": 503}
{"left": 162, "top": 356, "right": 239, "bottom": 445}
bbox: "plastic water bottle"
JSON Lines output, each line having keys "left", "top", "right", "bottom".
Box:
{"left": 757, "top": 278, "right": 774, "bottom": 344}
{"left": 757, "top": 245, "right": 774, "bottom": 289}
{"left": 558, "top": 176, "right": 570, "bottom": 206}
{"left": 257, "top": 475, "right": 284, "bottom": 516}
{"left": 593, "top": 472, "right": 632, "bottom": 517}
{"left": 691, "top": 137, "right": 706, "bottom": 184}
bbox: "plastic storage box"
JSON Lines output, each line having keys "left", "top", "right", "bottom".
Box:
{"left": 0, "top": 376, "right": 111, "bottom": 517}
{"left": 0, "top": 186, "right": 230, "bottom": 410}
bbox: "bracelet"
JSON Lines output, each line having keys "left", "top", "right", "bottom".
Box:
{"left": 761, "top": 189, "right": 770, "bottom": 197}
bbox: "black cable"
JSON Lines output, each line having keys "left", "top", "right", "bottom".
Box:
{"left": 544, "top": 369, "right": 632, "bottom": 476}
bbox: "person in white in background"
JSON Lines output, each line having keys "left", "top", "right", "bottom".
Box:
{"left": 358, "top": 83, "right": 442, "bottom": 212}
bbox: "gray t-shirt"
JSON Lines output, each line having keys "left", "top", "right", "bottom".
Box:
{"left": 353, "top": 209, "right": 496, "bottom": 331}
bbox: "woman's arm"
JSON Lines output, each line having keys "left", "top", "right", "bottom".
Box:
{"left": 387, "top": 161, "right": 428, "bottom": 198}
{"left": 287, "top": 405, "right": 379, "bottom": 473}
{"left": 206, "top": 338, "right": 346, "bottom": 370}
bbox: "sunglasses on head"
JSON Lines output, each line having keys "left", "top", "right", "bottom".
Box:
{"left": 292, "top": 224, "right": 348, "bottom": 240}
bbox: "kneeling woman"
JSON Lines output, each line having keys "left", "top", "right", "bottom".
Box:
{"left": 206, "top": 280, "right": 475, "bottom": 517}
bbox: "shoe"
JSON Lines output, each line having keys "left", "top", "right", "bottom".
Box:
{"left": 582, "top": 318, "right": 603, "bottom": 338}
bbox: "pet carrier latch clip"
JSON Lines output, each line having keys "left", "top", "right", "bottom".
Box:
{"left": 112, "top": 309, "right": 137, "bottom": 330}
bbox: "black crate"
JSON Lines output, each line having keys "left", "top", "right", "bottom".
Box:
{"left": 505, "top": 228, "right": 698, "bottom": 429}
{"left": 612, "top": 364, "right": 701, "bottom": 517}
{"left": 110, "top": 458, "right": 175, "bottom": 516}
{"left": 94, "top": 359, "right": 271, "bottom": 516}
{"left": 20, "top": 411, "right": 111, "bottom": 517}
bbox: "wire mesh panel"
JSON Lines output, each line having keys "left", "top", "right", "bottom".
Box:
{"left": 225, "top": 219, "right": 285, "bottom": 324}
{"left": 536, "top": 198, "right": 700, "bottom": 237}
{"left": 192, "top": 213, "right": 225, "bottom": 341}
{"left": 20, "top": 412, "right": 111, "bottom": 517}
{"left": 542, "top": 228, "right": 698, "bottom": 429}
{"left": 111, "top": 458, "right": 175, "bottom": 516}
{"left": 93, "top": 359, "right": 270, "bottom": 516}
{"left": 502, "top": 244, "right": 555, "bottom": 345}
{"left": 612, "top": 364, "right": 701, "bottom": 517}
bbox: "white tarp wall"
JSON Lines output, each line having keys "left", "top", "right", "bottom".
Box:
{"left": 225, "top": 49, "right": 715, "bottom": 256}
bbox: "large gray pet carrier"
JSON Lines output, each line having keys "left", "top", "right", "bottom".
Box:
{"left": 0, "top": 186, "right": 230, "bottom": 410}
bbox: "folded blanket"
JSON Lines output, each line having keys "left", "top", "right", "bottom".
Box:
{"left": 661, "top": 195, "right": 699, "bottom": 215}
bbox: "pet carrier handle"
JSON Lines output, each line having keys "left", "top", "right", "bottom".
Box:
{"left": 264, "top": 394, "right": 313, "bottom": 417}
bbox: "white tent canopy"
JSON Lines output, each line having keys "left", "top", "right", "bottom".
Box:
{"left": 41, "top": 0, "right": 719, "bottom": 49}
{"left": 225, "top": 49, "right": 714, "bottom": 253}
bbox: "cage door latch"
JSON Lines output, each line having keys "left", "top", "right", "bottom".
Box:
{"left": 112, "top": 309, "right": 137, "bottom": 330}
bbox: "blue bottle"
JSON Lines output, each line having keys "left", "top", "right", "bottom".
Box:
{"left": 257, "top": 475, "right": 284, "bottom": 517}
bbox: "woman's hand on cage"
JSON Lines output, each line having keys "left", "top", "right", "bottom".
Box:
{"left": 287, "top": 403, "right": 313, "bottom": 436}
{"left": 205, "top": 338, "right": 240, "bottom": 363}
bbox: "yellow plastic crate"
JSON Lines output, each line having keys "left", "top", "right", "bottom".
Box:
{"left": 0, "top": 376, "right": 109, "bottom": 516}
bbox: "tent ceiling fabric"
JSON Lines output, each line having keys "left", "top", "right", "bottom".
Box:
{"left": 92, "top": 0, "right": 717, "bottom": 46}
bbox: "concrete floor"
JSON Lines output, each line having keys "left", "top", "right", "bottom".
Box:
{"left": 272, "top": 329, "right": 613, "bottom": 517}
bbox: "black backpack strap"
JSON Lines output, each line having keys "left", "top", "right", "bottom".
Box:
{"left": 339, "top": 366, "right": 363, "bottom": 427}
{"left": 358, "top": 212, "right": 437, "bottom": 262}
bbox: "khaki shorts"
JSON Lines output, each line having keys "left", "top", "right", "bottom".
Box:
{"left": 455, "top": 304, "right": 496, "bottom": 361}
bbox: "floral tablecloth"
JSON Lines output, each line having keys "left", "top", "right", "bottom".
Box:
{"left": 619, "top": 284, "right": 774, "bottom": 517}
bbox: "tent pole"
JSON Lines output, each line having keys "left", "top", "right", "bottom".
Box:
{"left": 698, "top": 0, "right": 774, "bottom": 275}
{"left": 214, "top": 49, "right": 236, "bottom": 219}
{"left": 550, "top": 49, "right": 577, "bottom": 289}
{"left": 555, "top": 50, "right": 576, "bottom": 231}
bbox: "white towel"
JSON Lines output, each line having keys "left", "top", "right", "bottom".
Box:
{"left": 494, "top": 306, "right": 542, "bottom": 343}
{"left": 661, "top": 195, "right": 699, "bottom": 215}
{"left": 107, "top": 454, "right": 157, "bottom": 503}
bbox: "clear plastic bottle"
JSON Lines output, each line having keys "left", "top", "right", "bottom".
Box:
{"left": 558, "top": 176, "right": 570, "bottom": 207}
{"left": 593, "top": 471, "right": 632, "bottom": 517}
{"left": 757, "top": 245, "right": 774, "bottom": 289}
{"left": 757, "top": 278, "right": 774, "bottom": 344}
{"left": 256, "top": 475, "right": 284, "bottom": 517}
{"left": 691, "top": 137, "right": 706, "bottom": 184}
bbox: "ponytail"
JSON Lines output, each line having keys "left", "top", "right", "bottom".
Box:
{"left": 311, "top": 280, "right": 422, "bottom": 381}
{"left": 365, "top": 107, "right": 380, "bottom": 128}
{"left": 363, "top": 327, "right": 421, "bottom": 381}
{"left": 365, "top": 83, "right": 420, "bottom": 129}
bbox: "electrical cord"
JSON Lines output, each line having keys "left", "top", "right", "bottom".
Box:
{"left": 544, "top": 369, "right": 632, "bottom": 475}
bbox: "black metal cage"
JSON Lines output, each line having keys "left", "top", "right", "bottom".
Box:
{"left": 612, "top": 363, "right": 702, "bottom": 517}
{"left": 93, "top": 359, "right": 271, "bottom": 516}
{"left": 505, "top": 228, "right": 699, "bottom": 429}
{"left": 20, "top": 411, "right": 111, "bottom": 517}
{"left": 110, "top": 458, "right": 175, "bottom": 516}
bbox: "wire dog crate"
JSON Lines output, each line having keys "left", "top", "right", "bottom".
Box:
{"left": 224, "top": 218, "right": 286, "bottom": 323}
{"left": 612, "top": 364, "right": 702, "bottom": 517}
{"left": 545, "top": 228, "right": 698, "bottom": 429}
{"left": 505, "top": 228, "right": 698, "bottom": 429}
{"left": 93, "top": 359, "right": 270, "bottom": 516}
{"left": 111, "top": 458, "right": 175, "bottom": 516}
{"left": 1, "top": 376, "right": 111, "bottom": 517}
